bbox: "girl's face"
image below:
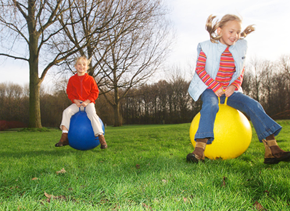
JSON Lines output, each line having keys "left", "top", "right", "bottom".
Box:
{"left": 217, "top": 20, "right": 241, "bottom": 46}
{"left": 75, "top": 59, "right": 88, "bottom": 76}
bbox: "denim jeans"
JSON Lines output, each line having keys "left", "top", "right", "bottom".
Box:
{"left": 195, "top": 89, "right": 282, "bottom": 144}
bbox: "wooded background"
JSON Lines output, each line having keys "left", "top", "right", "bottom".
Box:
{"left": 1, "top": 55, "right": 289, "bottom": 129}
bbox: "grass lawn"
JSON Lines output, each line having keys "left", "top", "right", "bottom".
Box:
{"left": 1, "top": 121, "right": 290, "bottom": 210}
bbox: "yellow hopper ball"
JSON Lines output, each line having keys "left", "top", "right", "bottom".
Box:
{"left": 189, "top": 98, "right": 252, "bottom": 160}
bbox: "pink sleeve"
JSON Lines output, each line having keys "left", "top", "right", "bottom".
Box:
{"left": 196, "top": 50, "right": 221, "bottom": 92}
{"left": 231, "top": 68, "right": 244, "bottom": 90}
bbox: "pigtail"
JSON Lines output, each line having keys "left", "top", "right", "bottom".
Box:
{"left": 205, "top": 15, "right": 221, "bottom": 43}
{"left": 240, "top": 25, "right": 255, "bottom": 38}
{"left": 87, "top": 57, "right": 92, "bottom": 66}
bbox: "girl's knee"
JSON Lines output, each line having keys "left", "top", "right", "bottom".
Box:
{"left": 63, "top": 107, "right": 73, "bottom": 115}
{"left": 202, "top": 99, "right": 219, "bottom": 114}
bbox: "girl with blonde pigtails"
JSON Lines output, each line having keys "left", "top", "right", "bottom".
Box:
{"left": 187, "top": 14, "right": 290, "bottom": 164}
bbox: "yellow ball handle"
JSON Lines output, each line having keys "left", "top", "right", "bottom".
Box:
{"left": 218, "top": 97, "right": 228, "bottom": 105}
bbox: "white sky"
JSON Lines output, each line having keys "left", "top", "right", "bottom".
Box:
{"left": 1, "top": 0, "right": 290, "bottom": 87}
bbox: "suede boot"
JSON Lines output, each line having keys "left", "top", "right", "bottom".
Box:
{"left": 187, "top": 138, "right": 207, "bottom": 163}
{"left": 99, "top": 135, "right": 108, "bottom": 149}
{"left": 263, "top": 135, "right": 290, "bottom": 164}
{"left": 55, "top": 133, "right": 69, "bottom": 147}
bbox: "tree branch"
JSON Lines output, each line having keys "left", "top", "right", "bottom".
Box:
{"left": 0, "top": 53, "right": 28, "bottom": 61}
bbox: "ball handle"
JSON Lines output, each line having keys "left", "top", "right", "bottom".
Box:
{"left": 79, "top": 102, "right": 86, "bottom": 112}
{"left": 218, "top": 97, "right": 228, "bottom": 105}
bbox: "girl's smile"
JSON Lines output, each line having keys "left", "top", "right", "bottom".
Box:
{"left": 75, "top": 60, "right": 88, "bottom": 76}
{"left": 217, "top": 20, "right": 241, "bottom": 46}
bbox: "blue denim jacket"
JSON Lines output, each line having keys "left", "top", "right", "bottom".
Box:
{"left": 188, "top": 39, "right": 248, "bottom": 101}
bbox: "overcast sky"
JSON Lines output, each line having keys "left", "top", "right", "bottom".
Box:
{"left": 1, "top": 0, "right": 290, "bottom": 87}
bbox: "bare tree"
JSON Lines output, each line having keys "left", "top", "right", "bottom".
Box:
{"left": 95, "top": 0, "right": 172, "bottom": 126}
{"left": 246, "top": 58, "right": 266, "bottom": 102}
{"left": 49, "top": 0, "right": 172, "bottom": 126}
{"left": 279, "top": 55, "right": 290, "bottom": 80}
{"left": 53, "top": 0, "right": 120, "bottom": 76}
{"left": 0, "top": 0, "right": 113, "bottom": 128}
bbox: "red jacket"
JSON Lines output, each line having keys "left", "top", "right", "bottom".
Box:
{"left": 66, "top": 73, "right": 99, "bottom": 103}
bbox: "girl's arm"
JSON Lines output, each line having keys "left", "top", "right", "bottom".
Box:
{"left": 66, "top": 78, "right": 79, "bottom": 103}
{"left": 86, "top": 77, "right": 99, "bottom": 103}
{"left": 195, "top": 50, "right": 222, "bottom": 93}
{"left": 225, "top": 68, "right": 244, "bottom": 97}
{"left": 231, "top": 68, "right": 244, "bottom": 89}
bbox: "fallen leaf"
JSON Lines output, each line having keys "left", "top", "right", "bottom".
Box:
{"left": 253, "top": 201, "right": 264, "bottom": 210}
{"left": 221, "top": 176, "right": 227, "bottom": 187}
{"left": 142, "top": 203, "right": 152, "bottom": 210}
{"left": 56, "top": 168, "right": 66, "bottom": 174}
{"left": 32, "top": 177, "right": 38, "bottom": 180}
{"left": 44, "top": 192, "right": 52, "bottom": 199}
{"left": 44, "top": 192, "right": 66, "bottom": 202}
{"left": 136, "top": 164, "right": 140, "bottom": 169}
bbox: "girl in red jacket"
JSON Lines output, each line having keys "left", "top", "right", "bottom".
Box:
{"left": 55, "top": 56, "right": 107, "bottom": 149}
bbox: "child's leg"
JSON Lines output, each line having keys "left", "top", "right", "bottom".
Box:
{"left": 187, "top": 89, "right": 218, "bottom": 163}
{"left": 85, "top": 103, "right": 107, "bottom": 149}
{"left": 187, "top": 138, "right": 207, "bottom": 163}
{"left": 195, "top": 89, "right": 219, "bottom": 144}
{"left": 55, "top": 104, "right": 79, "bottom": 147}
{"left": 225, "top": 93, "right": 282, "bottom": 141}
{"left": 225, "top": 93, "right": 290, "bottom": 164}
{"left": 59, "top": 104, "right": 79, "bottom": 131}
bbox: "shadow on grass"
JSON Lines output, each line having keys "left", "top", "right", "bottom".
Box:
{"left": 0, "top": 146, "right": 106, "bottom": 159}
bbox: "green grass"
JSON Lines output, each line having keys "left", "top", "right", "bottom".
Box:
{"left": 1, "top": 121, "right": 290, "bottom": 210}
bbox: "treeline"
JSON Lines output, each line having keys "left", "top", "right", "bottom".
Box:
{"left": 120, "top": 78, "right": 201, "bottom": 124}
{"left": 1, "top": 57, "right": 290, "bottom": 128}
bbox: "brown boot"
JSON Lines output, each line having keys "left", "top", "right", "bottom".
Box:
{"left": 263, "top": 135, "right": 290, "bottom": 164}
{"left": 187, "top": 138, "right": 207, "bottom": 163}
{"left": 55, "top": 133, "right": 69, "bottom": 147}
{"left": 98, "top": 134, "right": 107, "bottom": 149}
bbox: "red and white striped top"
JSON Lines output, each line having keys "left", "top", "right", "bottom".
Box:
{"left": 195, "top": 47, "right": 244, "bottom": 93}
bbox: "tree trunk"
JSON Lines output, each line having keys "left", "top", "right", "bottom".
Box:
{"left": 113, "top": 103, "right": 122, "bottom": 126}
{"left": 28, "top": 74, "right": 42, "bottom": 128}
{"left": 28, "top": 0, "right": 42, "bottom": 128}
{"left": 28, "top": 37, "right": 42, "bottom": 128}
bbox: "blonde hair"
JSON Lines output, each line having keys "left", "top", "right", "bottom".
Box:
{"left": 75, "top": 56, "right": 91, "bottom": 66}
{"left": 206, "top": 14, "right": 255, "bottom": 43}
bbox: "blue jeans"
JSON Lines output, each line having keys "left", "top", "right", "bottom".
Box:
{"left": 195, "top": 89, "right": 282, "bottom": 144}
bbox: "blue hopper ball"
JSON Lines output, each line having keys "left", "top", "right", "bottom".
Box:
{"left": 68, "top": 108, "right": 105, "bottom": 150}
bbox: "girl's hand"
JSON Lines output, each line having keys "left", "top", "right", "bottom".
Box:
{"left": 225, "top": 85, "right": 236, "bottom": 97}
{"left": 215, "top": 88, "right": 225, "bottom": 97}
{"left": 73, "top": 99, "right": 82, "bottom": 107}
{"left": 81, "top": 100, "right": 91, "bottom": 107}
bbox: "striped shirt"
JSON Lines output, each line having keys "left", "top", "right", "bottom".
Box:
{"left": 196, "top": 47, "right": 244, "bottom": 93}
